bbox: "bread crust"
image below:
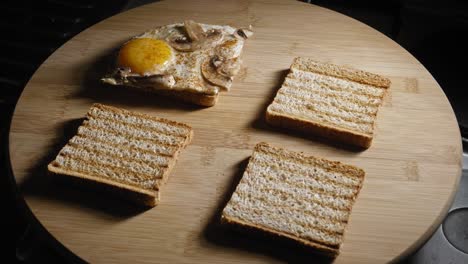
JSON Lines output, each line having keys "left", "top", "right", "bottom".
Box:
{"left": 291, "top": 57, "right": 391, "bottom": 88}
{"left": 152, "top": 89, "right": 218, "bottom": 107}
{"left": 48, "top": 165, "right": 159, "bottom": 207}
{"left": 265, "top": 110, "right": 372, "bottom": 148}
{"left": 90, "top": 103, "right": 194, "bottom": 129}
{"left": 221, "top": 215, "right": 339, "bottom": 256}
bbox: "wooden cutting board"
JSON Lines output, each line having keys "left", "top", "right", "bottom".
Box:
{"left": 9, "top": 0, "right": 462, "bottom": 263}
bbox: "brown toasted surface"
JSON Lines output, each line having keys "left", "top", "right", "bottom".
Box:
{"left": 90, "top": 103, "right": 194, "bottom": 130}
{"left": 48, "top": 166, "right": 159, "bottom": 206}
{"left": 221, "top": 215, "right": 339, "bottom": 257}
{"left": 221, "top": 142, "right": 365, "bottom": 256}
{"left": 291, "top": 57, "right": 391, "bottom": 88}
{"left": 266, "top": 58, "right": 390, "bottom": 148}
{"left": 254, "top": 142, "right": 365, "bottom": 179}
{"left": 266, "top": 111, "right": 373, "bottom": 148}
{"left": 47, "top": 103, "right": 193, "bottom": 207}
{"left": 153, "top": 88, "right": 218, "bottom": 107}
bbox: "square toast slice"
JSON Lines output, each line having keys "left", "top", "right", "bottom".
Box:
{"left": 48, "top": 103, "right": 193, "bottom": 206}
{"left": 221, "top": 142, "right": 365, "bottom": 256}
{"left": 266, "top": 58, "right": 391, "bottom": 148}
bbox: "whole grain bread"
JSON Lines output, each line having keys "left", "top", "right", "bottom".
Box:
{"left": 266, "top": 57, "right": 391, "bottom": 148}
{"left": 47, "top": 103, "right": 193, "bottom": 206}
{"left": 221, "top": 142, "right": 365, "bottom": 256}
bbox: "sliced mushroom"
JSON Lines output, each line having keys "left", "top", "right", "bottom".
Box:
{"left": 168, "top": 21, "right": 224, "bottom": 52}
{"left": 201, "top": 58, "right": 232, "bottom": 91}
{"left": 101, "top": 77, "right": 118, "bottom": 85}
{"left": 101, "top": 67, "right": 131, "bottom": 84}
{"left": 211, "top": 55, "right": 223, "bottom": 68}
{"left": 204, "top": 29, "right": 223, "bottom": 44}
{"left": 235, "top": 28, "right": 254, "bottom": 39}
{"left": 116, "top": 67, "right": 132, "bottom": 77}
{"left": 102, "top": 71, "right": 176, "bottom": 90}
{"left": 167, "top": 35, "right": 198, "bottom": 52}
{"left": 127, "top": 74, "right": 176, "bottom": 89}
{"left": 184, "top": 20, "right": 205, "bottom": 42}
{"left": 217, "top": 57, "right": 241, "bottom": 78}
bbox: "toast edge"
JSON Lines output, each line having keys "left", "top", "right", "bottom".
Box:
{"left": 104, "top": 84, "right": 219, "bottom": 107}
{"left": 221, "top": 214, "right": 340, "bottom": 257}
{"left": 255, "top": 142, "right": 366, "bottom": 180}
{"left": 89, "top": 103, "right": 194, "bottom": 129}
{"left": 151, "top": 88, "right": 219, "bottom": 107}
{"left": 158, "top": 126, "right": 194, "bottom": 186}
{"left": 47, "top": 165, "right": 159, "bottom": 207}
{"left": 291, "top": 57, "right": 392, "bottom": 89}
{"left": 265, "top": 109, "right": 373, "bottom": 148}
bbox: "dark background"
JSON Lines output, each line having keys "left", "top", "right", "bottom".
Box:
{"left": 1, "top": 0, "right": 467, "bottom": 262}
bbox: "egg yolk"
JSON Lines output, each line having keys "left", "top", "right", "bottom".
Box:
{"left": 117, "top": 38, "right": 172, "bottom": 75}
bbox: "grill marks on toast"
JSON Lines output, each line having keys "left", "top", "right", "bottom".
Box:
{"left": 222, "top": 143, "right": 365, "bottom": 255}
{"left": 282, "top": 80, "right": 383, "bottom": 106}
{"left": 83, "top": 118, "right": 184, "bottom": 146}
{"left": 227, "top": 193, "right": 348, "bottom": 229}
{"left": 58, "top": 145, "right": 166, "bottom": 178}
{"left": 271, "top": 70, "right": 385, "bottom": 133}
{"left": 288, "top": 70, "right": 385, "bottom": 97}
{"left": 52, "top": 155, "right": 162, "bottom": 189}
{"left": 277, "top": 89, "right": 379, "bottom": 115}
{"left": 274, "top": 93, "right": 376, "bottom": 123}
{"left": 269, "top": 104, "right": 374, "bottom": 134}
{"left": 48, "top": 103, "right": 193, "bottom": 206}
{"left": 76, "top": 126, "right": 178, "bottom": 156}
{"left": 250, "top": 155, "right": 361, "bottom": 188}
{"left": 68, "top": 136, "right": 171, "bottom": 166}
{"left": 290, "top": 57, "right": 391, "bottom": 88}
{"left": 235, "top": 181, "right": 354, "bottom": 212}
{"left": 87, "top": 104, "right": 192, "bottom": 136}
{"left": 248, "top": 166, "right": 359, "bottom": 199}
{"left": 227, "top": 199, "right": 345, "bottom": 244}
{"left": 266, "top": 57, "right": 390, "bottom": 148}
{"left": 254, "top": 143, "right": 363, "bottom": 185}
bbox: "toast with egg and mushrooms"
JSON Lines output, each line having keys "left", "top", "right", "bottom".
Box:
{"left": 221, "top": 142, "right": 365, "bottom": 256}
{"left": 101, "top": 21, "right": 253, "bottom": 107}
{"left": 47, "top": 103, "right": 193, "bottom": 207}
{"left": 266, "top": 58, "right": 391, "bottom": 148}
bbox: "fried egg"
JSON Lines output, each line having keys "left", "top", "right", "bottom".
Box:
{"left": 102, "top": 21, "right": 253, "bottom": 96}
{"left": 117, "top": 38, "right": 174, "bottom": 75}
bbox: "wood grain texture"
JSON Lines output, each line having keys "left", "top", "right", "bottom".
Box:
{"left": 9, "top": 0, "right": 462, "bottom": 263}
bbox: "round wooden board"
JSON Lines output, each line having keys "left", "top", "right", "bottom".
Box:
{"left": 9, "top": 0, "right": 462, "bottom": 263}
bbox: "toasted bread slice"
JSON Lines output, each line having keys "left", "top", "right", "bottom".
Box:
{"left": 101, "top": 21, "right": 253, "bottom": 107}
{"left": 266, "top": 58, "right": 391, "bottom": 148}
{"left": 47, "top": 103, "right": 193, "bottom": 206}
{"left": 221, "top": 142, "right": 365, "bottom": 256}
